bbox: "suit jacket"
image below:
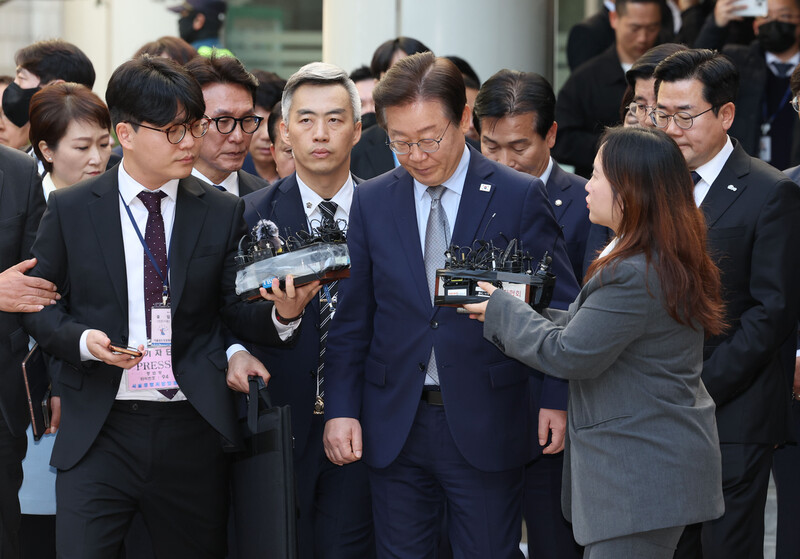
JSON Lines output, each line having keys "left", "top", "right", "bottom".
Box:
{"left": 700, "top": 141, "right": 800, "bottom": 444}
{"left": 566, "top": 7, "right": 615, "bottom": 71}
{"left": 324, "top": 145, "right": 579, "bottom": 472}
{"left": 350, "top": 125, "right": 395, "bottom": 181}
{"left": 0, "top": 145, "right": 46, "bottom": 437}
{"left": 237, "top": 169, "right": 269, "bottom": 196}
{"left": 694, "top": 29, "right": 800, "bottom": 167}
{"left": 553, "top": 45, "right": 628, "bottom": 178}
{"left": 241, "top": 172, "right": 361, "bottom": 459}
{"left": 21, "top": 167, "right": 281, "bottom": 469}
{"left": 483, "top": 254, "right": 724, "bottom": 545}
{"left": 545, "top": 163, "right": 591, "bottom": 282}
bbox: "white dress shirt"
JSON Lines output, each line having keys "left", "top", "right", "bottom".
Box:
{"left": 296, "top": 173, "right": 355, "bottom": 229}
{"left": 191, "top": 168, "right": 240, "bottom": 196}
{"left": 413, "top": 145, "right": 470, "bottom": 255}
{"left": 692, "top": 136, "right": 734, "bottom": 207}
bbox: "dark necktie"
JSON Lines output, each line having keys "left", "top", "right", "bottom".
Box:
{"left": 772, "top": 62, "right": 794, "bottom": 78}
{"left": 316, "top": 200, "right": 339, "bottom": 413}
{"left": 423, "top": 185, "right": 450, "bottom": 386}
{"left": 137, "top": 190, "right": 176, "bottom": 399}
{"left": 213, "top": 184, "right": 226, "bottom": 192}
{"left": 691, "top": 171, "right": 702, "bottom": 186}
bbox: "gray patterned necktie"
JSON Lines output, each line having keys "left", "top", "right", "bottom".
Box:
{"left": 423, "top": 185, "right": 450, "bottom": 385}
{"left": 316, "top": 200, "right": 339, "bottom": 412}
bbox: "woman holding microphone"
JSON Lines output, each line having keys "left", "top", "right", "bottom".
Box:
{"left": 465, "top": 126, "right": 725, "bottom": 558}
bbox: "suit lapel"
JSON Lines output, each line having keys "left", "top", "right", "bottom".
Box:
{"left": 701, "top": 143, "right": 749, "bottom": 228}
{"left": 451, "top": 148, "right": 496, "bottom": 248}
{"left": 545, "top": 164, "right": 572, "bottom": 222}
{"left": 271, "top": 175, "right": 309, "bottom": 236}
{"left": 390, "top": 170, "right": 430, "bottom": 307}
{"left": 169, "top": 178, "right": 209, "bottom": 311}
{"left": 88, "top": 172, "right": 128, "bottom": 315}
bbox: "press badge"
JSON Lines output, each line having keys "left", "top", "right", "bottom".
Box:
{"left": 126, "top": 305, "right": 176, "bottom": 391}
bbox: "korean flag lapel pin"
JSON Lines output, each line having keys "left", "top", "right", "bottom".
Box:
{"left": 479, "top": 183, "right": 492, "bottom": 192}
{"left": 727, "top": 184, "right": 738, "bottom": 192}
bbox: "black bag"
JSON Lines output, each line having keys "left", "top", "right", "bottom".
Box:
{"left": 231, "top": 377, "right": 297, "bottom": 558}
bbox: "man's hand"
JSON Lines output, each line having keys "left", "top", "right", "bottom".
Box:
{"left": 462, "top": 281, "right": 497, "bottom": 321}
{"left": 539, "top": 408, "right": 567, "bottom": 454}
{"left": 226, "top": 350, "right": 270, "bottom": 393}
{"left": 86, "top": 330, "right": 145, "bottom": 369}
{"left": 260, "top": 275, "right": 321, "bottom": 322}
{"left": 323, "top": 417, "right": 363, "bottom": 465}
{"left": 714, "top": 0, "right": 746, "bottom": 27}
{"left": 0, "top": 258, "right": 60, "bottom": 313}
{"left": 46, "top": 396, "right": 61, "bottom": 434}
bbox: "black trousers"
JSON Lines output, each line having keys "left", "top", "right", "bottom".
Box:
{"left": 0, "top": 412, "right": 26, "bottom": 559}
{"left": 294, "top": 415, "right": 375, "bottom": 559}
{"left": 674, "top": 443, "right": 773, "bottom": 559}
{"left": 56, "top": 401, "right": 229, "bottom": 559}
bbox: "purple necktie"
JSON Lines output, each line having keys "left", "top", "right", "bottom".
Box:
{"left": 137, "top": 191, "right": 176, "bottom": 399}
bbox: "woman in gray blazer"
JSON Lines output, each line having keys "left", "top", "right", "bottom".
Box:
{"left": 465, "top": 127, "right": 726, "bottom": 558}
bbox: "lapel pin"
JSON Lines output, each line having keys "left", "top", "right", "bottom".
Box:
{"left": 306, "top": 202, "right": 312, "bottom": 208}
{"left": 555, "top": 199, "right": 563, "bottom": 206}
{"left": 479, "top": 183, "right": 492, "bottom": 192}
{"left": 727, "top": 185, "right": 737, "bottom": 192}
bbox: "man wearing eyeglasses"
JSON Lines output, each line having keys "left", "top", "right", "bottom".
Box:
{"left": 184, "top": 53, "right": 267, "bottom": 197}
{"left": 20, "top": 55, "right": 318, "bottom": 558}
{"left": 654, "top": 48, "right": 800, "bottom": 559}
{"left": 322, "top": 52, "right": 578, "bottom": 558}
{"left": 694, "top": 0, "right": 800, "bottom": 169}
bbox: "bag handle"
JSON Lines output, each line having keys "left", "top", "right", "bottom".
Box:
{"left": 247, "top": 376, "right": 273, "bottom": 432}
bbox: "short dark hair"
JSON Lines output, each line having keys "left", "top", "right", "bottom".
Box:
{"left": 29, "top": 82, "right": 111, "bottom": 174}
{"left": 626, "top": 43, "right": 689, "bottom": 88}
{"left": 0, "top": 75, "right": 12, "bottom": 86}
{"left": 373, "top": 52, "right": 466, "bottom": 130}
{"left": 184, "top": 53, "right": 259, "bottom": 104}
{"left": 653, "top": 49, "right": 739, "bottom": 115}
{"left": 134, "top": 36, "right": 198, "bottom": 65}
{"left": 106, "top": 55, "right": 205, "bottom": 128}
{"left": 370, "top": 36, "right": 432, "bottom": 78}
{"left": 268, "top": 101, "right": 282, "bottom": 144}
{"left": 791, "top": 63, "right": 800, "bottom": 97}
{"left": 15, "top": 39, "right": 95, "bottom": 88}
{"left": 349, "top": 65, "right": 373, "bottom": 83}
{"left": 444, "top": 56, "right": 480, "bottom": 90}
{"left": 251, "top": 70, "right": 286, "bottom": 111}
{"left": 474, "top": 69, "right": 555, "bottom": 139}
{"left": 616, "top": 0, "right": 663, "bottom": 17}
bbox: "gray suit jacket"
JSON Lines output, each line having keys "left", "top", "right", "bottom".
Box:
{"left": 484, "top": 253, "right": 724, "bottom": 545}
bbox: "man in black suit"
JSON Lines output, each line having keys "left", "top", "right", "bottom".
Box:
{"left": 242, "top": 62, "right": 375, "bottom": 559}
{"left": 21, "top": 55, "right": 317, "bottom": 559}
{"left": 694, "top": 0, "right": 800, "bottom": 170}
{"left": 184, "top": 53, "right": 268, "bottom": 196}
{"left": 473, "top": 69, "right": 587, "bottom": 559}
{"left": 654, "top": 48, "right": 800, "bottom": 559}
{"left": 0, "top": 144, "right": 53, "bottom": 558}
{"left": 554, "top": 0, "right": 662, "bottom": 177}
{"left": 567, "top": 2, "right": 617, "bottom": 71}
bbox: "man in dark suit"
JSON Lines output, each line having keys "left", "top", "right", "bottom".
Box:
{"left": 184, "top": 53, "right": 268, "bottom": 196}
{"left": 473, "top": 68, "right": 589, "bottom": 559}
{"left": 567, "top": 3, "right": 616, "bottom": 71}
{"left": 554, "top": 0, "right": 662, "bottom": 177}
{"left": 20, "top": 56, "right": 317, "bottom": 559}
{"left": 322, "top": 52, "right": 579, "bottom": 558}
{"left": 0, "top": 144, "right": 53, "bottom": 558}
{"left": 694, "top": 0, "right": 800, "bottom": 170}
{"left": 654, "top": 48, "right": 800, "bottom": 559}
{"left": 242, "top": 62, "right": 375, "bottom": 559}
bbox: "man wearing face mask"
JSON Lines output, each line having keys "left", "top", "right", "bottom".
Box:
{"left": 168, "top": 0, "right": 227, "bottom": 52}
{"left": 695, "top": 0, "right": 800, "bottom": 169}
{"left": 1, "top": 40, "right": 95, "bottom": 162}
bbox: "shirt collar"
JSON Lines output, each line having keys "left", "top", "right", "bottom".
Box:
{"left": 413, "top": 144, "right": 471, "bottom": 202}
{"left": 765, "top": 51, "right": 800, "bottom": 76}
{"left": 296, "top": 173, "right": 355, "bottom": 220}
{"left": 118, "top": 159, "right": 179, "bottom": 205}
{"left": 694, "top": 136, "right": 734, "bottom": 187}
{"left": 539, "top": 157, "right": 555, "bottom": 186}
{"left": 191, "top": 167, "right": 238, "bottom": 191}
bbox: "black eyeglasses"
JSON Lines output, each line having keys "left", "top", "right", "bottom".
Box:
{"left": 650, "top": 107, "right": 716, "bottom": 130}
{"left": 386, "top": 121, "right": 451, "bottom": 155}
{"left": 127, "top": 119, "right": 209, "bottom": 144}
{"left": 207, "top": 115, "right": 263, "bottom": 135}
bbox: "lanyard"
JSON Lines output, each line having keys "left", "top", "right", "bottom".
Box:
{"left": 761, "top": 86, "right": 793, "bottom": 136}
{"left": 119, "top": 191, "right": 172, "bottom": 303}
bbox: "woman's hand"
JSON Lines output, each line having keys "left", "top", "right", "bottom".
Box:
{"left": 462, "top": 281, "right": 498, "bottom": 322}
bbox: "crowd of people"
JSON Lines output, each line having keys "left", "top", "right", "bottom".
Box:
{"left": 0, "top": 0, "right": 799, "bottom": 558}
